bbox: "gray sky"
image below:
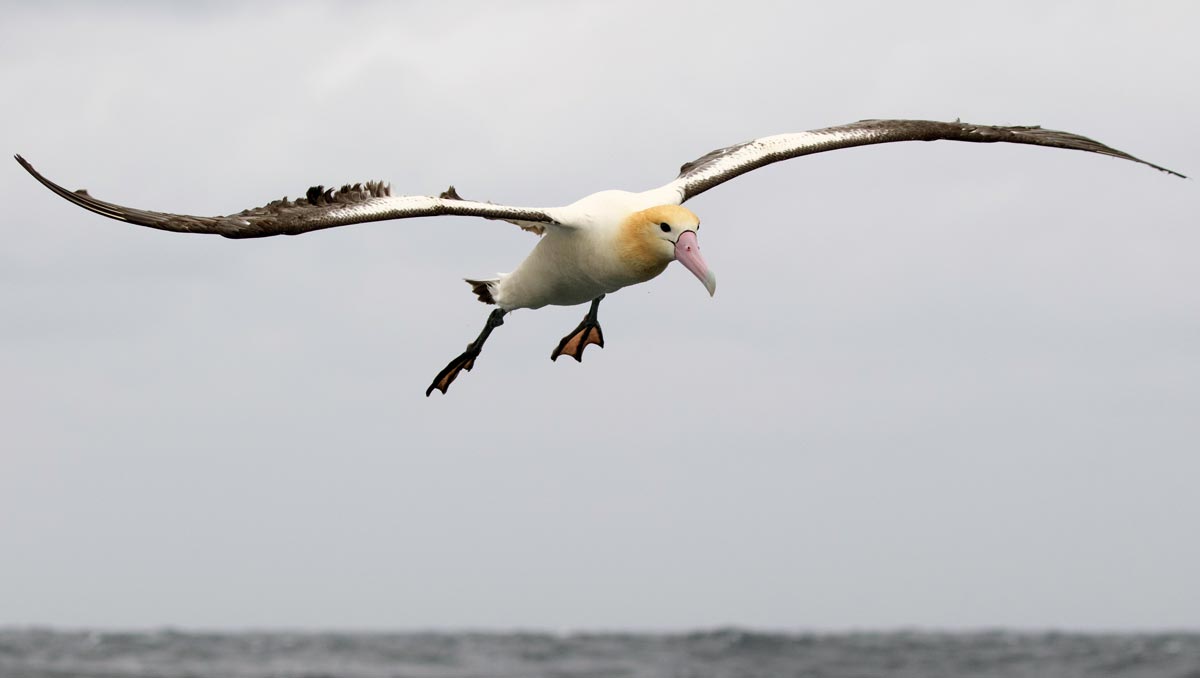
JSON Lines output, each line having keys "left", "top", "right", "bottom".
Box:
{"left": 2, "top": 0, "right": 1197, "bottom": 631}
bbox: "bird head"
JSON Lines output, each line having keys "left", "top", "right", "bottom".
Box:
{"left": 620, "top": 205, "right": 716, "bottom": 296}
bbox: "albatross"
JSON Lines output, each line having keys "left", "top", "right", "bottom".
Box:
{"left": 16, "top": 119, "right": 1183, "bottom": 396}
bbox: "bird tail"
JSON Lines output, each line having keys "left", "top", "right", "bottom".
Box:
{"left": 464, "top": 278, "right": 499, "bottom": 305}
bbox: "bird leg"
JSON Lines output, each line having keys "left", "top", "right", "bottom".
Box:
{"left": 426, "top": 308, "right": 507, "bottom": 396}
{"left": 552, "top": 295, "right": 606, "bottom": 362}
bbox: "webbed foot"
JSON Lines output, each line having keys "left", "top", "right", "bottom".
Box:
{"left": 426, "top": 308, "right": 505, "bottom": 396}
{"left": 551, "top": 295, "right": 606, "bottom": 363}
{"left": 426, "top": 346, "right": 481, "bottom": 396}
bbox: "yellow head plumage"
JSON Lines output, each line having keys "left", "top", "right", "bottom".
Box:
{"left": 617, "top": 205, "right": 702, "bottom": 280}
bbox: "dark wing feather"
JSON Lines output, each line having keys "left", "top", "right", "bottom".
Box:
{"left": 664, "top": 119, "right": 1184, "bottom": 203}
{"left": 15, "top": 155, "right": 558, "bottom": 239}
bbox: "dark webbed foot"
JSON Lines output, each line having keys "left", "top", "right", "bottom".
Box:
{"left": 427, "top": 309, "right": 506, "bottom": 396}
{"left": 426, "top": 348, "right": 479, "bottom": 396}
{"left": 552, "top": 295, "right": 605, "bottom": 363}
{"left": 552, "top": 321, "right": 604, "bottom": 362}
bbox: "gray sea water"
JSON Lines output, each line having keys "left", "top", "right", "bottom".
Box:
{"left": 2, "top": 629, "right": 1198, "bottom": 678}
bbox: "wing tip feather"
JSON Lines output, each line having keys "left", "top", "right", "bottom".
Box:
{"left": 300, "top": 180, "right": 392, "bottom": 207}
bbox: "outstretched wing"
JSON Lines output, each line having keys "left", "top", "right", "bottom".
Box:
{"left": 658, "top": 119, "right": 1184, "bottom": 203}
{"left": 15, "top": 155, "right": 560, "bottom": 239}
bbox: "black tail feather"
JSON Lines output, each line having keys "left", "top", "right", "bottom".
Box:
{"left": 464, "top": 279, "right": 497, "bottom": 305}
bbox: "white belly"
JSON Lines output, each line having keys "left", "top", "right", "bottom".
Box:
{"left": 494, "top": 228, "right": 642, "bottom": 310}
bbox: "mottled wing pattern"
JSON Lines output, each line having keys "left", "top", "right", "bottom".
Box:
{"left": 663, "top": 119, "right": 1184, "bottom": 203}
{"left": 16, "top": 155, "right": 559, "bottom": 239}
{"left": 439, "top": 185, "right": 548, "bottom": 235}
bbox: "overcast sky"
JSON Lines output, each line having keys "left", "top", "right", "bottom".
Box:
{"left": 2, "top": 1, "right": 1197, "bottom": 632}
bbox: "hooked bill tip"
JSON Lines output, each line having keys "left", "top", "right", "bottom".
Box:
{"left": 674, "top": 231, "right": 715, "bottom": 298}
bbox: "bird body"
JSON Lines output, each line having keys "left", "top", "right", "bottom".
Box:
{"left": 16, "top": 118, "right": 1182, "bottom": 395}
{"left": 497, "top": 193, "right": 700, "bottom": 310}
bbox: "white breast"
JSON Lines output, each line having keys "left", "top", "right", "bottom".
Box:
{"left": 492, "top": 224, "right": 619, "bottom": 307}
{"left": 494, "top": 190, "right": 667, "bottom": 310}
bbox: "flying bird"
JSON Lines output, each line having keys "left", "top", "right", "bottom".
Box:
{"left": 16, "top": 119, "right": 1183, "bottom": 396}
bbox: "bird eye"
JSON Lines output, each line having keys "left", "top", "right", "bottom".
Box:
{"left": 659, "top": 223, "right": 671, "bottom": 232}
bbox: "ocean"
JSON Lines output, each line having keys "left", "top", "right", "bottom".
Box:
{"left": 2, "top": 629, "right": 1198, "bottom": 678}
